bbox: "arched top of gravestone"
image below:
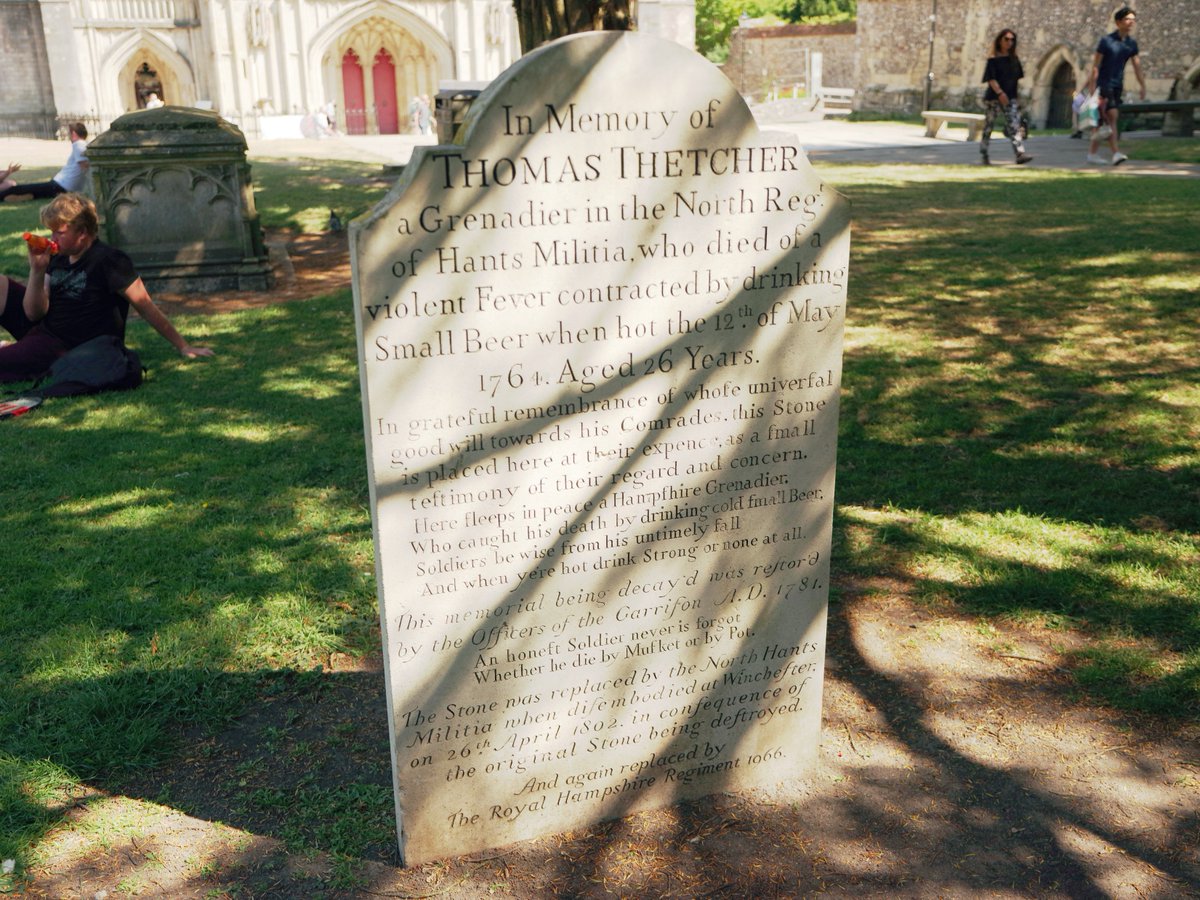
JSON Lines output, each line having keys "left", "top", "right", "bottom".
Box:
{"left": 452, "top": 30, "right": 760, "bottom": 153}
{"left": 89, "top": 107, "right": 248, "bottom": 157}
{"left": 360, "top": 29, "right": 818, "bottom": 233}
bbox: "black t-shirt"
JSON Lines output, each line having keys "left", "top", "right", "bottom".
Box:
{"left": 44, "top": 241, "right": 136, "bottom": 348}
{"left": 982, "top": 55, "right": 1023, "bottom": 101}
{"left": 1096, "top": 31, "right": 1138, "bottom": 90}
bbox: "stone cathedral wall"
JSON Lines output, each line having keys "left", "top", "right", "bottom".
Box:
{"left": 0, "top": 0, "right": 58, "bottom": 137}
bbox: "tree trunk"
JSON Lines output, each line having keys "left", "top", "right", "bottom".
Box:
{"left": 512, "top": 0, "right": 636, "bottom": 54}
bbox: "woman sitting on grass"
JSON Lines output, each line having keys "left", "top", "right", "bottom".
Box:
{"left": 0, "top": 192, "right": 212, "bottom": 382}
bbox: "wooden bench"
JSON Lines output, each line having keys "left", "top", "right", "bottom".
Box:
{"left": 816, "top": 87, "right": 855, "bottom": 117}
{"left": 1117, "top": 99, "right": 1198, "bottom": 137}
{"left": 921, "top": 110, "right": 987, "bottom": 141}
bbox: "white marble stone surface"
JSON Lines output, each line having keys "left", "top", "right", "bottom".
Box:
{"left": 351, "top": 30, "right": 849, "bottom": 864}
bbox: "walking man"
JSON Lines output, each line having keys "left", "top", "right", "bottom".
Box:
{"left": 1086, "top": 7, "right": 1146, "bottom": 166}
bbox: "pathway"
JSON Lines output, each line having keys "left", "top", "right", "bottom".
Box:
{"left": 2, "top": 119, "right": 1196, "bottom": 175}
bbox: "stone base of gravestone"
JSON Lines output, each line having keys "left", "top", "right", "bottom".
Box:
{"left": 353, "top": 30, "right": 849, "bottom": 865}
{"left": 88, "top": 107, "right": 273, "bottom": 293}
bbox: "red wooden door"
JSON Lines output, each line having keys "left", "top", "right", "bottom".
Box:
{"left": 341, "top": 49, "right": 366, "bottom": 135}
{"left": 372, "top": 48, "right": 399, "bottom": 134}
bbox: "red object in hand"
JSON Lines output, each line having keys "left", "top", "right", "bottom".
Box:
{"left": 22, "top": 232, "right": 59, "bottom": 254}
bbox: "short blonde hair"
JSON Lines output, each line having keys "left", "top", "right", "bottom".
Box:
{"left": 41, "top": 192, "right": 99, "bottom": 237}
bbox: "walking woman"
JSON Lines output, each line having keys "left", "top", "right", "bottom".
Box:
{"left": 981, "top": 29, "right": 1033, "bottom": 166}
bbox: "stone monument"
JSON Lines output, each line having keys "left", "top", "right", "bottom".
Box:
{"left": 88, "top": 107, "right": 273, "bottom": 293}
{"left": 351, "top": 31, "right": 849, "bottom": 865}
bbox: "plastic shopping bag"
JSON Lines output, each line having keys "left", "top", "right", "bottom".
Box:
{"left": 1075, "top": 90, "right": 1100, "bottom": 129}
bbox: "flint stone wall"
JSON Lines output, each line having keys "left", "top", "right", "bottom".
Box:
{"left": 728, "top": 1, "right": 1200, "bottom": 125}
{"left": 725, "top": 22, "right": 857, "bottom": 101}
{"left": 857, "top": 0, "right": 1200, "bottom": 118}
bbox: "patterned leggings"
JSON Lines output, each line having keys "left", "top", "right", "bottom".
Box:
{"left": 982, "top": 99, "right": 1026, "bottom": 158}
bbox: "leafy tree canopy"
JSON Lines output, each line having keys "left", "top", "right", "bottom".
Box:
{"left": 781, "top": 0, "right": 856, "bottom": 23}
{"left": 696, "top": 0, "right": 855, "bottom": 64}
{"left": 696, "top": 0, "right": 783, "bottom": 63}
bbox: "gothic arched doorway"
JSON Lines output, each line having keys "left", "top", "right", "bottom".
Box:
{"left": 1046, "top": 62, "right": 1075, "bottom": 129}
{"left": 322, "top": 15, "right": 445, "bottom": 135}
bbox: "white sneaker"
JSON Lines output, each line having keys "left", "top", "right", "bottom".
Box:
{"left": 1086, "top": 153, "right": 1107, "bottom": 165}
{"left": 1112, "top": 152, "right": 1128, "bottom": 166}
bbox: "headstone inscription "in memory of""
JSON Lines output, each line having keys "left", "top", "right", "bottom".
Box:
{"left": 351, "top": 32, "right": 850, "bottom": 864}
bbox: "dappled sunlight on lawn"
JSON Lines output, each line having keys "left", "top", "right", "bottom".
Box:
{"left": 47, "top": 488, "right": 173, "bottom": 524}
{"left": 3, "top": 160, "right": 1197, "bottom": 891}
{"left": 836, "top": 503, "right": 1200, "bottom": 705}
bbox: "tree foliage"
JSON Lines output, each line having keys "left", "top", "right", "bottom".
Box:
{"left": 511, "top": 0, "right": 636, "bottom": 53}
{"left": 696, "top": 0, "right": 854, "bottom": 64}
{"left": 780, "top": 0, "right": 856, "bottom": 23}
{"left": 695, "top": 0, "right": 782, "bottom": 63}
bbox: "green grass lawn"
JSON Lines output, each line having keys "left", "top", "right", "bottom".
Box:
{"left": 1, "top": 158, "right": 1197, "bottom": 873}
{"left": 825, "top": 163, "right": 1200, "bottom": 714}
{"left": 0, "top": 159, "right": 388, "bottom": 272}
{"left": 1121, "top": 136, "right": 1200, "bottom": 163}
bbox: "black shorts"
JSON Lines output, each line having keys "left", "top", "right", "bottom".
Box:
{"left": 1, "top": 277, "right": 34, "bottom": 340}
{"left": 1099, "top": 86, "right": 1124, "bottom": 108}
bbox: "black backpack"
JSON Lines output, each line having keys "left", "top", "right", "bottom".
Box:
{"left": 35, "top": 334, "right": 144, "bottom": 397}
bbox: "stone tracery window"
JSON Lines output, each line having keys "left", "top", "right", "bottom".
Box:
{"left": 486, "top": 0, "right": 506, "bottom": 46}
{"left": 249, "top": 0, "right": 270, "bottom": 48}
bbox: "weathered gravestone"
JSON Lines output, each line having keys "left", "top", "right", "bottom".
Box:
{"left": 351, "top": 31, "right": 849, "bottom": 864}
{"left": 89, "top": 107, "right": 273, "bottom": 293}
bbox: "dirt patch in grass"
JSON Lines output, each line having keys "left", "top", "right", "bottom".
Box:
{"left": 18, "top": 238, "right": 1200, "bottom": 898}
{"left": 20, "top": 588, "right": 1200, "bottom": 899}
{"left": 150, "top": 227, "right": 354, "bottom": 319}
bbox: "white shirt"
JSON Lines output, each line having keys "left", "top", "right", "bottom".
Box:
{"left": 54, "top": 139, "right": 89, "bottom": 191}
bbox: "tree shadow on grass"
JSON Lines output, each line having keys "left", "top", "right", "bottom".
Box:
{"left": 831, "top": 171, "right": 1200, "bottom": 714}
{"left": 8, "top": 168, "right": 1200, "bottom": 891}
{"left": 0, "top": 297, "right": 379, "bottom": 857}
{"left": 48, "top": 587, "right": 1195, "bottom": 897}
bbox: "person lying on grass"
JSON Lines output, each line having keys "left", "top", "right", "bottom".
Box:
{"left": 0, "top": 123, "right": 90, "bottom": 202}
{"left": 0, "top": 192, "right": 212, "bottom": 381}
